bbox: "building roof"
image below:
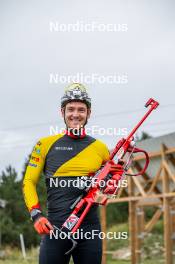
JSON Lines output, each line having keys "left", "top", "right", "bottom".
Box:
{"left": 136, "top": 132, "right": 175, "bottom": 153}
{"left": 132, "top": 132, "right": 175, "bottom": 194}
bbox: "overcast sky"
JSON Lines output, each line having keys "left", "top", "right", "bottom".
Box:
{"left": 0, "top": 0, "right": 175, "bottom": 178}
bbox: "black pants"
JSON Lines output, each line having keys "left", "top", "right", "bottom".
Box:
{"left": 39, "top": 222, "right": 102, "bottom": 264}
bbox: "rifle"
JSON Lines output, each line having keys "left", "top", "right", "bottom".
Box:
{"left": 53, "top": 98, "right": 159, "bottom": 254}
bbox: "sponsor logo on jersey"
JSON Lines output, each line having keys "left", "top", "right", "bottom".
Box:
{"left": 55, "top": 146, "right": 73, "bottom": 151}
{"left": 37, "top": 141, "right": 42, "bottom": 146}
{"left": 28, "top": 163, "right": 37, "bottom": 168}
{"left": 33, "top": 147, "right": 41, "bottom": 154}
{"left": 31, "top": 156, "right": 40, "bottom": 162}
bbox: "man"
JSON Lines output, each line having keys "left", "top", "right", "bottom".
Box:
{"left": 23, "top": 83, "right": 119, "bottom": 264}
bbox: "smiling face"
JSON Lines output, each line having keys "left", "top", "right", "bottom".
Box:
{"left": 61, "top": 101, "right": 91, "bottom": 130}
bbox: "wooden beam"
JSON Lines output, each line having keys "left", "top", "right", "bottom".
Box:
{"left": 107, "top": 192, "right": 175, "bottom": 204}
{"left": 147, "top": 165, "right": 162, "bottom": 194}
{"left": 163, "top": 160, "right": 175, "bottom": 183}
{"left": 133, "top": 147, "right": 175, "bottom": 161}
{"left": 145, "top": 208, "right": 162, "bottom": 233}
{"left": 167, "top": 153, "right": 175, "bottom": 167}
{"left": 134, "top": 161, "right": 162, "bottom": 196}
{"left": 138, "top": 200, "right": 162, "bottom": 206}
{"left": 116, "top": 175, "right": 128, "bottom": 198}
{"left": 162, "top": 143, "right": 175, "bottom": 167}
{"left": 132, "top": 176, "right": 147, "bottom": 197}
{"left": 128, "top": 176, "right": 137, "bottom": 264}
{"left": 166, "top": 147, "right": 175, "bottom": 155}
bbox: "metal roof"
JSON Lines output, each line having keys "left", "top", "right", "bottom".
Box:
{"left": 136, "top": 132, "right": 175, "bottom": 153}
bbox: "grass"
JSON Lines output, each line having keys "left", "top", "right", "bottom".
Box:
{"left": 0, "top": 257, "right": 165, "bottom": 264}
{"left": 106, "top": 257, "right": 164, "bottom": 264}
{"left": 105, "top": 220, "right": 165, "bottom": 263}
{"left": 0, "top": 220, "right": 167, "bottom": 263}
{"left": 0, "top": 247, "right": 38, "bottom": 264}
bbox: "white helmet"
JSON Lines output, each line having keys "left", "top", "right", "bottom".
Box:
{"left": 61, "top": 83, "right": 91, "bottom": 108}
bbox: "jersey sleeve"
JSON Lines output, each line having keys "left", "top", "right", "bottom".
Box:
{"left": 95, "top": 139, "right": 110, "bottom": 164}
{"left": 101, "top": 142, "right": 110, "bottom": 164}
{"left": 22, "top": 139, "right": 46, "bottom": 212}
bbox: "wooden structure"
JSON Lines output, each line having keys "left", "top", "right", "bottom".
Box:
{"left": 100, "top": 141, "right": 175, "bottom": 264}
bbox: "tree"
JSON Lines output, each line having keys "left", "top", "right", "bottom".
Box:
{"left": 0, "top": 163, "right": 46, "bottom": 247}
{"left": 135, "top": 131, "right": 152, "bottom": 142}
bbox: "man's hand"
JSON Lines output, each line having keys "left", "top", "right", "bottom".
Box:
{"left": 104, "top": 160, "right": 124, "bottom": 195}
{"left": 103, "top": 173, "right": 122, "bottom": 195}
{"left": 30, "top": 209, "right": 54, "bottom": 235}
{"left": 34, "top": 216, "right": 54, "bottom": 235}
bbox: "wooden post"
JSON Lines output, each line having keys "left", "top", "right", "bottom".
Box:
{"left": 171, "top": 205, "right": 175, "bottom": 261}
{"left": 101, "top": 205, "right": 107, "bottom": 264}
{"left": 128, "top": 176, "right": 138, "bottom": 264}
{"left": 161, "top": 144, "right": 173, "bottom": 264}
{"left": 136, "top": 207, "right": 141, "bottom": 263}
{"left": 136, "top": 207, "right": 144, "bottom": 262}
{"left": 140, "top": 207, "right": 145, "bottom": 237}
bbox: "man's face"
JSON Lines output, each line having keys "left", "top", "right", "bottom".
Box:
{"left": 61, "top": 101, "right": 91, "bottom": 129}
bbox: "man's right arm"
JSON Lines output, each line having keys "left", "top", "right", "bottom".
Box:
{"left": 22, "top": 139, "right": 53, "bottom": 234}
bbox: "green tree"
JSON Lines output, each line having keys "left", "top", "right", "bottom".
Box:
{"left": 0, "top": 162, "right": 46, "bottom": 247}
{"left": 135, "top": 131, "right": 152, "bottom": 142}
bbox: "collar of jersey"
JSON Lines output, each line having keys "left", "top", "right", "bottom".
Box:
{"left": 65, "top": 128, "right": 86, "bottom": 139}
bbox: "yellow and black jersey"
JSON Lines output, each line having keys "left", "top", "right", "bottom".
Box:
{"left": 23, "top": 132, "right": 110, "bottom": 224}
